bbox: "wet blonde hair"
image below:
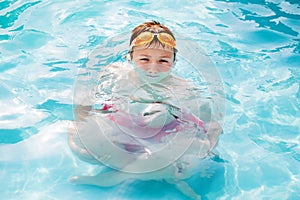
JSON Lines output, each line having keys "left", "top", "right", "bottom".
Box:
{"left": 130, "top": 20, "right": 176, "bottom": 46}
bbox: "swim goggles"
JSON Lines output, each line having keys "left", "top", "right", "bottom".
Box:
{"left": 131, "top": 31, "right": 176, "bottom": 49}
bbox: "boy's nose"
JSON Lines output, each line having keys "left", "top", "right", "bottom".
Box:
{"left": 147, "top": 62, "right": 159, "bottom": 73}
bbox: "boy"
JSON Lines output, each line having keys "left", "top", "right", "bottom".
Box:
{"left": 69, "top": 21, "right": 222, "bottom": 200}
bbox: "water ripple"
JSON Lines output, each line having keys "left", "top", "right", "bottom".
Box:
{"left": 0, "top": 1, "right": 299, "bottom": 199}
{"left": 0, "top": 1, "right": 41, "bottom": 29}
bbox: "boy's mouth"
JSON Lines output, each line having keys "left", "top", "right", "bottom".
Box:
{"left": 146, "top": 74, "right": 159, "bottom": 78}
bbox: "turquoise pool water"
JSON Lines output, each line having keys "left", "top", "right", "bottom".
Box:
{"left": 0, "top": 0, "right": 299, "bottom": 199}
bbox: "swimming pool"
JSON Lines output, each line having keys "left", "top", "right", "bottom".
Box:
{"left": 0, "top": 0, "right": 299, "bottom": 199}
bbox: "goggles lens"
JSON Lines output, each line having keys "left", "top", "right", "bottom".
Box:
{"left": 133, "top": 32, "right": 176, "bottom": 48}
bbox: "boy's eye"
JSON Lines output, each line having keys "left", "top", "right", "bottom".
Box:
{"left": 159, "top": 59, "right": 169, "bottom": 63}
{"left": 140, "top": 58, "right": 149, "bottom": 61}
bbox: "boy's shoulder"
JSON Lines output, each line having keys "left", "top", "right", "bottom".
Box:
{"left": 104, "top": 62, "right": 131, "bottom": 71}
{"left": 100, "top": 62, "right": 133, "bottom": 78}
{"left": 166, "top": 74, "right": 194, "bottom": 86}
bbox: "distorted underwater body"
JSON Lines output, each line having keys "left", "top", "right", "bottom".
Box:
{"left": 68, "top": 54, "right": 223, "bottom": 199}
{"left": 0, "top": 0, "right": 299, "bottom": 200}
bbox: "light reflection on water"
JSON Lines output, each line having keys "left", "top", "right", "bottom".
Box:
{"left": 0, "top": 0, "right": 299, "bottom": 199}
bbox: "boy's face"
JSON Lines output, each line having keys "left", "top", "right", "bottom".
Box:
{"left": 132, "top": 44, "right": 175, "bottom": 73}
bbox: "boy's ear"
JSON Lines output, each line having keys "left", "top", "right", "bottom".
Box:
{"left": 172, "top": 59, "right": 177, "bottom": 67}
{"left": 126, "top": 51, "right": 133, "bottom": 62}
{"left": 126, "top": 53, "right": 131, "bottom": 61}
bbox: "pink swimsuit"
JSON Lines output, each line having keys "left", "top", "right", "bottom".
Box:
{"left": 98, "top": 101, "right": 208, "bottom": 153}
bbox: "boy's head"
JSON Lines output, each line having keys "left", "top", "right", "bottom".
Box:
{"left": 129, "top": 21, "right": 177, "bottom": 59}
{"left": 130, "top": 21, "right": 176, "bottom": 48}
{"left": 129, "top": 21, "right": 177, "bottom": 83}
